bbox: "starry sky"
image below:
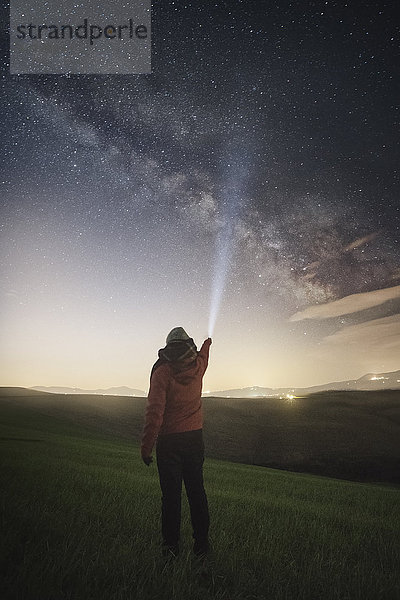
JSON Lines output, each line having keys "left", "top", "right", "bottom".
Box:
{"left": 1, "top": 1, "right": 399, "bottom": 392}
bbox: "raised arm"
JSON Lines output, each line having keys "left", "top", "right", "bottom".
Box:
{"left": 198, "top": 338, "right": 212, "bottom": 374}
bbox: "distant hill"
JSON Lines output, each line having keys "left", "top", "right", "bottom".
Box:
{"left": 207, "top": 369, "right": 400, "bottom": 398}
{"left": 28, "top": 370, "right": 400, "bottom": 399}
{"left": 31, "top": 386, "right": 146, "bottom": 397}
{"left": 204, "top": 385, "right": 276, "bottom": 398}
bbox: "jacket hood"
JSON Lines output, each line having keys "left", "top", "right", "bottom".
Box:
{"left": 158, "top": 338, "right": 198, "bottom": 363}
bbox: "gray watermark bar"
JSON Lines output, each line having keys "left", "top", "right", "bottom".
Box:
{"left": 10, "top": 0, "right": 151, "bottom": 74}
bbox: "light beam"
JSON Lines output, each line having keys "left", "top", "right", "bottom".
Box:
{"left": 208, "top": 154, "right": 246, "bottom": 337}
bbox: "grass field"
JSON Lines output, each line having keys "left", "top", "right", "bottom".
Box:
{"left": 2, "top": 388, "right": 400, "bottom": 483}
{"left": 1, "top": 398, "right": 400, "bottom": 600}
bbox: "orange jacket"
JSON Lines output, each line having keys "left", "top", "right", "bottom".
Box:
{"left": 141, "top": 339, "right": 211, "bottom": 456}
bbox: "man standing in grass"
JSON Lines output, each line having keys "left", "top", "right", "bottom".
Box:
{"left": 141, "top": 327, "right": 212, "bottom": 558}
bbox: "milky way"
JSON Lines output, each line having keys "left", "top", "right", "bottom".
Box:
{"left": 1, "top": 1, "right": 399, "bottom": 390}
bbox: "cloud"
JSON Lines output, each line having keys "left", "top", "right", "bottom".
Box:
{"left": 321, "top": 314, "right": 400, "bottom": 352}
{"left": 343, "top": 232, "right": 379, "bottom": 252}
{"left": 302, "top": 272, "right": 317, "bottom": 281}
{"left": 289, "top": 284, "right": 400, "bottom": 321}
{"left": 301, "top": 231, "right": 379, "bottom": 273}
{"left": 306, "top": 314, "right": 400, "bottom": 376}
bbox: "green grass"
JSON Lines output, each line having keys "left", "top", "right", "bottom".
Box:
{"left": 2, "top": 388, "right": 399, "bottom": 483}
{"left": 1, "top": 401, "right": 399, "bottom": 600}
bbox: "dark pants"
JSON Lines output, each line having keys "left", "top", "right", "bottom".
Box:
{"left": 156, "top": 429, "right": 209, "bottom": 548}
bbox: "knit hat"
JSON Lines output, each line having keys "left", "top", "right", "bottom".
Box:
{"left": 166, "top": 327, "right": 190, "bottom": 344}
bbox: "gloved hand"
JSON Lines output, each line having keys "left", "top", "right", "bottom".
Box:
{"left": 142, "top": 455, "right": 153, "bottom": 466}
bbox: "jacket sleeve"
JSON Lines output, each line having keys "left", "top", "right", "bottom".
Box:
{"left": 141, "top": 365, "right": 169, "bottom": 457}
{"left": 197, "top": 338, "right": 212, "bottom": 375}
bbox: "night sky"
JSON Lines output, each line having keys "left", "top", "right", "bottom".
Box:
{"left": 1, "top": 1, "right": 399, "bottom": 392}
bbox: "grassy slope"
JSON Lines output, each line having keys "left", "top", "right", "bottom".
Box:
{"left": 203, "top": 391, "right": 400, "bottom": 482}
{"left": 1, "top": 400, "right": 399, "bottom": 600}
{"left": 1, "top": 388, "right": 400, "bottom": 482}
